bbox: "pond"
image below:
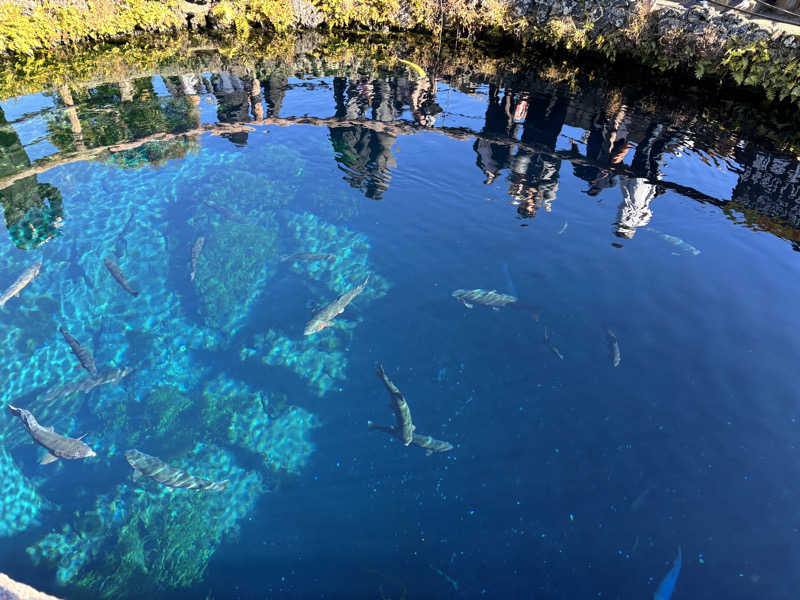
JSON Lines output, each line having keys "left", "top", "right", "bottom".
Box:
{"left": 0, "top": 33, "right": 799, "bottom": 600}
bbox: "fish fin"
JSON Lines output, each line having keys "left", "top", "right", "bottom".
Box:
{"left": 132, "top": 470, "right": 143, "bottom": 481}
{"left": 425, "top": 449, "right": 433, "bottom": 456}
{"left": 464, "top": 302, "right": 473, "bottom": 309}
{"left": 45, "top": 426, "right": 54, "bottom": 432}
{"left": 492, "top": 306, "right": 500, "bottom": 311}
{"left": 40, "top": 452, "right": 59, "bottom": 465}
{"left": 76, "top": 433, "right": 87, "bottom": 440}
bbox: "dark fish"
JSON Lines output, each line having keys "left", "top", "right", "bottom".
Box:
{"left": 368, "top": 421, "right": 453, "bottom": 456}
{"left": 125, "top": 449, "right": 228, "bottom": 491}
{"left": 606, "top": 328, "right": 621, "bottom": 367}
{"left": 42, "top": 367, "right": 133, "bottom": 403}
{"left": 376, "top": 364, "right": 415, "bottom": 445}
{"left": 0, "top": 262, "right": 42, "bottom": 308}
{"left": 58, "top": 325, "right": 98, "bottom": 378}
{"left": 279, "top": 252, "right": 336, "bottom": 263}
{"left": 190, "top": 236, "right": 205, "bottom": 281}
{"left": 452, "top": 288, "right": 517, "bottom": 309}
{"left": 7, "top": 404, "right": 96, "bottom": 464}
{"left": 204, "top": 200, "right": 247, "bottom": 224}
{"left": 103, "top": 258, "right": 139, "bottom": 297}
{"left": 304, "top": 276, "right": 369, "bottom": 335}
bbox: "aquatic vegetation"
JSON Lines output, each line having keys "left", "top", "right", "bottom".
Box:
{"left": 193, "top": 218, "right": 279, "bottom": 333}
{"left": 0, "top": 445, "right": 46, "bottom": 537}
{"left": 27, "top": 444, "right": 263, "bottom": 597}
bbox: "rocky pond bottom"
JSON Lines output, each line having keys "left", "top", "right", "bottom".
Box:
{"left": 0, "top": 35, "right": 799, "bottom": 599}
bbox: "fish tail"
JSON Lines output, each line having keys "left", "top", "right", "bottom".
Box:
{"left": 7, "top": 404, "right": 20, "bottom": 415}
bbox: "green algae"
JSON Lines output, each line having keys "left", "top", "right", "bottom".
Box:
{"left": 193, "top": 218, "right": 279, "bottom": 332}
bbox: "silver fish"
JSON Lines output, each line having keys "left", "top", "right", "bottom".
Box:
{"left": 452, "top": 288, "right": 517, "bottom": 309}
{"left": 279, "top": 252, "right": 336, "bottom": 263}
{"left": 376, "top": 363, "right": 415, "bottom": 445}
{"left": 304, "top": 276, "right": 369, "bottom": 335}
{"left": 58, "top": 325, "right": 98, "bottom": 378}
{"left": 42, "top": 367, "right": 133, "bottom": 403}
{"left": 190, "top": 236, "right": 205, "bottom": 281}
{"left": 550, "top": 345, "right": 564, "bottom": 360}
{"left": 125, "top": 449, "right": 228, "bottom": 491}
{"left": 104, "top": 258, "right": 139, "bottom": 297}
{"left": 606, "top": 328, "right": 621, "bottom": 367}
{"left": 0, "top": 262, "right": 41, "bottom": 308}
{"left": 368, "top": 421, "right": 453, "bottom": 456}
{"left": 7, "top": 404, "right": 96, "bottom": 464}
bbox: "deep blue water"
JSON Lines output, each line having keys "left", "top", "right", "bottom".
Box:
{"left": 0, "top": 46, "right": 800, "bottom": 600}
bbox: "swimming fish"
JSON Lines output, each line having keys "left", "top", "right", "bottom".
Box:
{"left": 376, "top": 363, "right": 415, "bottom": 445}
{"left": 303, "top": 276, "right": 369, "bottom": 335}
{"left": 0, "top": 262, "right": 42, "bottom": 308}
{"left": 452, "top": 288, "right": 517, "bottom": 309}
{"left": 557, "top": 220, "right": 568, "bottom": 235}
{"left": 204, "top": 200, "right": 247, "bottom": 224}
{"left": 103, "top": 258, "right": 139, "bottom": 297}
{"left": 654, "top": 547, "right": 682, "bottom": 600}
{"left": 368, "top": 422, "right": 453, "bottom": 456}
{"left": 125, "top": 449, "right": 228, "bottom": 491}
{"left": 7, "top": 404, "right": 96, "bottom": 464}
{"left": 280, "top": 252, "right": 336, "bottom": 263}
{"left": 550, "top": 345, "right": 564, "bottom": 360}
{"left": 647, "top": 228, "right": 701, "bottom": 256}
{"left": 42, "top": 366, "right": 133, "bottom": 403}
{"left": 543, "top": 326, "right": 550, "bottom": 345}
{"left": 190, "top": 236, "right": 205, "bottom": 281}
{"left": 606, "top": 328, "right": 621, "bottom": 367}
{"left": 58, "top": 325, "right": 98, "bottom": 378}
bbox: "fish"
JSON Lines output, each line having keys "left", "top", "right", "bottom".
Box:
{"left": 41, "top": 367, "right": 133, "bottom": 403}
{"left": 606, "top": 328, "right": 621, "bottom": 367}
{"left": 557, "top": 220, "right": 568, "bottom": 235}
{"left": 7, "top": 404, "right": 96, "bottom": 464}
{"left": 647, "top": 228, "right": 701, "bottom": 256}
{"left": 58, "top": 325, "right": 99, "bottom": 378}
{"left": 368, "top": 422, "right": 453, "bottom": 456}
{"left": 0, "top": 262, "right": 42, "bottom": 308}
{"left": 279, "top": 252, "right": 336, "bottom": 263}
{"left": 103, "top": 258, "right": 139, "bottom": 297}
{"left": 550, "top": 345, "right": 564, "bottom": 360}
{"left": 125, "top": 449, "right": 228, "bottom": 491}
{"left": 204, "top": 200, "right": 247, "bottom": 224}
{"left": 376, "top": 363, "right": 415, "bottom": 445}
{"left": 303, "top": 276, "right": 369, "bottom": 335}
{"left": 190, "top": 236, "right": 205, "bottom": 281}
{"left": 543, "top": 326, "right": 550, "bottom": 345}
{"left": 654, "top": 547, "right": 682, "bottom": 600}
{"left": 452, "top": 288, "right": 517, "bottom": 309}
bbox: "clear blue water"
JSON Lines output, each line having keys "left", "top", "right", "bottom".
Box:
{"left": 0, "top": 49, "right": 799, "bottom": 599}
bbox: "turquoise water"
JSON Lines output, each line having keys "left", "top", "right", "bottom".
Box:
{"left": 0, "top": 48, "right": 800, "bottom": 599}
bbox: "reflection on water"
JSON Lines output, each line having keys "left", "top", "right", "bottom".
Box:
{"left": 3, "top": 53, "right": 800, "bottom": 248}
{"left": 1, "top": 36, "right": 800, "bottom": 600}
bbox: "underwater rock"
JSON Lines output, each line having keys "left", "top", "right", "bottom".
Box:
{"left": 282, "top": 211, "right": 391, "bottom": 302}
{"left": 201, "top": 373, "right": 320, "bottom": 473}
{"left": 0, "top": 572, "right": 61, "bottom": 600}
{"left": 228, "top": 389, "right": 320, "bottom": 474}
{"left": 0, "top": 445, "right": 46, "bottom": 538}
{"left": 193, "top": 218, "right": 279, "bottom": 335}
{"left": 241, "top": 329, "right": 352, "bottom": 397}
{"left": 27, "top": 444, "right": 262, "bottom": 598}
